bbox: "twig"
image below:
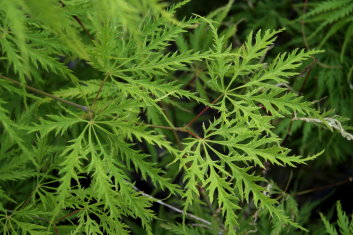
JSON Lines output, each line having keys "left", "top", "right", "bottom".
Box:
{"left": 0, "top": 74, "right": 90, "bottom": 112}
{"left": 51, "top": 209, "right": 82, "bottom": 235}
{"left": 284, "top": 170, "right": 293, "bottom": 193}
{"left": 183, "top": 128, "right": 202, "bottom": 139}
{"left": 56, "top": 209, "right": 82, "bottom": 223}
{"left": 92, "top": 74, "right": 109, "bottom": 107}
{"left": 184, "top": 94, "right": 223, "bottom": 128}
{"left": 184, "top": 73, "right": 197, "bottom": 89}
{"left": 59, "top": 1, "right": 93, "bottom": 40}
{"left": 162, "top": 102, "right": 182, "bottom": 149}
{"left": 295, "top": 176, "right": 353, "bottom": 196}
{"left": 275, "top": 170, "right": 294, "bottom": 201}
{"left": 71, "top": 15, "right": 94, "bottom": 40}
{"left": 131, "top": 184, "right": 212, "bottom": 226}
{"left": 292, "top": 116, "right": 353, "bottom": 141}
{"left": 140, "top": 122, "right": 202, "bottom": 139}
{"left": 317, "top": 61, "right": 342, "bottom": 69}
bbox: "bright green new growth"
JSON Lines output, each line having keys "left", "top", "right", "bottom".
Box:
{"left": 0, "top": 0, "right": 344, "bottom": 234}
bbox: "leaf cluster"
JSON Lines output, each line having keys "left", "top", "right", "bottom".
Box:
{"left": 0, "top": 0, "right": 352, "bottom": 234}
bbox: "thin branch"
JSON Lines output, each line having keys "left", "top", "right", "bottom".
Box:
{"left": 162, "top": 102, "right": 182, "bottom": 149}
{"left": 92, "top": 74, "right": 109, "bottom": 107}
{"left": 183, "top": 128, "right": 202, "bottom": 139}
{"left": 71, "top": 15, "right": 94, "bottom": 40}
{"left": 184, "top": 73, "right": 197, "bottom": 89}
{"left": 52, "top": 209, "right": 82, "bottom": 235}
{"left": 275, "top": 170, "right": 294, "bottom": 201}
{"left": 138, "top": 92, "right": 224, "bottom": 140}
{"left": 316, "top": 61, "right": 342, "bottom": 69}
{"left": 0, "top": 74, "right": 90, "bottom": 112}
{"left": 292, "top": 116, "right": 353, "bottom": 141}
{"left": 184, "top": 94, "right": 223, "bottom": 128}
{"left": 131, "top": 184, "right": 212, "bottom": 226}
{"left": 59, "top": 0, "right": 94, "bottom": 40}
{"left": 144, "top": 123, "right": 181, "bottom": 131}
{"left": 56, "top": 209, "right": 82, "bottom": 223}
{"left": 295, "top": 176, "right": 353, "bottom": 196}
{"left": 138, "top": 122, "right": 202, "bottom": 139}
{"left": 284, "top": 170, "right": 293, "bottom": 193}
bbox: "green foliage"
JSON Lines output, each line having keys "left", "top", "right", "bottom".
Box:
{"left": 0, "top": 0, "right": 352, "bottom": 234}
{"left": 320, "top": 201, "right": 353, "bottom": 235}
{"left": 230, "top": 0, "right": 353, "bottom": 165}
